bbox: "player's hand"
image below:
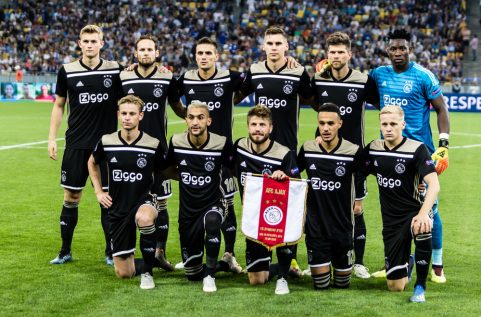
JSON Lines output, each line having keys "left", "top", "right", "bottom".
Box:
{"left": 411, "top": 212, "right": 433, "bottom": 234}
{"left": 156, "top": 64, "right": 171, "bottom": 73}
{"left": 270, "top": 170, "right": 288, "bottom": 181}
{"left": 286, "top": 56, "right": 301, "bottom": 69}
{"left": 96, "top": 192, "right": 112, "bottom": 209}
{"left": 417, "top": 182, "right": 426, "bottom": 194}
{"left": 125, "top": 63, "right": 138, "bottom": 71}
{"left": 48, "top": 140, "right": 57, "bottom": 160}
{"left": 315, "top": 59, "right": 331, "bottom": 78}
{"left": 315, "top": 136, "right": 322, "bottom": 144}
{"left": 431, "top": 147, "right": 449, "bottom": 175}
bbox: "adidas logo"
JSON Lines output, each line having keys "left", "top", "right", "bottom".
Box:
{"left": 382, "top": 81, "right": 387, "bottom": 87}
{"left": 416, "top": 260, "right": 429, "bottom": 265}
{"left": 225, "top": 226, "right": 236, "bottom": 232}
{"left": 208, "top": 237, "right": 220, "bottom": 243}
{"left": 180, "top": 160, "right": 187, "bottom": 166}
{"left": 356, "top": 234, "right": 366, "bottom": 240}
{"left": 257, "top": 83, "right": 264, "bottom": 89}
{"left": 321, "top": 91, "right": 328, "bottom": 97}
{"left": 158, "top": 224, "right": 168, "bottom": 230}
{"left": 128, "top": 88, "right": 134, "bottom": 94}
{"left": 240, "top": 161, "right": 246, "bottom": 167}
{"left": 309, "top": 164, "right": 316, "bottom": 170}
{"left": 143, "top": 248, "right": 155, "bottom": 253}
{"left": 188, "top": 88, "right": 195, "bottom": 94}
{"left": 76, "top": 81, "right": 84, "bottom": 87}
{"left": 374, "top": 160, "right": 378, "bottom": 166}
{"left": 59, "top": 221, "right": 67, "bottom": 226}
{"left": 110, "top": 157, "right": 117, "bottom": 163}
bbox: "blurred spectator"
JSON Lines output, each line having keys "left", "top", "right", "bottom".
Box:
{"left": 35, "top": 84, "right": 55, "bottom": 101}
{"left": 470, "top": 34, "right": 478, "bottom": 61}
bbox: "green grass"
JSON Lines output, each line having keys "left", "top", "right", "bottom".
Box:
{"left": 1, "top": 101, "right": 480, "bottom": 316}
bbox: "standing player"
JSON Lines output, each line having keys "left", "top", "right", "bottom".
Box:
{"left": 363, "top": 106, "right": 440, "bottom": 302}
{"left": 48, "top": 25, "right": 122, "bottom": 265}
{"left": 176, "top": 37, "right": 244, "bottom": 273}
{"left": 370, "top": 29, "right": 450, "bottom": 283}
{"left": 238, "top": 26, "right": 313, "bottom": 275}
{"left": 120, "top": 34, "right": 185, "bottom": 271}
{"left": 88, "top": 95, "right": 167, "bottom": 289}
{"left": 312, "top": 32, "right": 379, "bottom": 278}
{"left": 232, "top": 105, "right": 299, "bottom": 295}
{"left": 297, "top": 103, "right": 363, "bottom": 290}
{"left": 165, "top": 101, "right": 232, "bottom": 293}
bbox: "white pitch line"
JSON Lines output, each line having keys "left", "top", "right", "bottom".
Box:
{"left": 450, "top": 144, "right": 481, "bottom": 149}
{"left": 0, "top": 112, "right": 249, "bottom": 151}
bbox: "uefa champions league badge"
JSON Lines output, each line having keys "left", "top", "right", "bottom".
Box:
{"left": 263, "top": 206, "right": 283, "bottom": 226}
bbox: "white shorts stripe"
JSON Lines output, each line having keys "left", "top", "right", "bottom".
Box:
{"left": 61, "top": 184, "right": 85, "bottom": 190}
{"left": 183, "top": 251, "right": 204, "bottom": 265}
{"left": 386, "top": 263, "right": 408, "bottom": 276}
{"left": 245, "top": 256, "right": 271, "bottom": 270}
{"left": 112, "top": 248, "right": 136, "bottom": 257}
{"left": 310, "top": 262, "right": 331, "bottom": 268}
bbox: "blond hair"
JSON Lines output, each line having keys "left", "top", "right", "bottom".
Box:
{"left": 118, "top": 95, "right": 144, "bottom": 112}
{"left": 80, "top": 25, "right": 103, "bottom": 40}
{"left": 380, "top": 105, "right": 404, "bottom": 118}
{"left": 188, "top": 100, "right": 210, "bottom": 116}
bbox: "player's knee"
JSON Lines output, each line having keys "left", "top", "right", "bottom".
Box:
{"left": 115, "top": 267, "right": 135, "bottom": 279}
{"left": 135, "top": 208, "right": 156, "bottom": 227}
{"left": 387, "top": 279, "right": 406, "bottom": 292}
{"left": 204, "top": 211, "right": 222, "bottom": 234}
{"left": 248, "top": 272, "right": 268, "bottom": 285}
{"left": 64, "top": 189, "right": 81, "bottom": 201}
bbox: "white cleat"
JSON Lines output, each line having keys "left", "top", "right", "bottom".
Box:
{"left": 353, "top": 264, "right": 371, "bottom": 279}
{"left": 203, "top": 275, "right": 217, "bottom": 293}
{"left": 275, "top": 277, "right": 290, "bottom": 295}
{"left": 302, "top": 268, "right": 312, "bottom": 276}
{"left": 140, "top": 272, "right": 155, "bottom": 290}
{"left": 222, "top": 252, "right": 243, "bottom": 274}
{"left": 175, "top": 261, "right": 184, "bottom": 270}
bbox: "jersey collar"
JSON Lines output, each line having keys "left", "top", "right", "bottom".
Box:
{"left": 79, "top": 58, "right": 103, "bottom": 71}
{"left": 197, "top": 68, "right": 218, "bottom": 81}
{"left": 319, "top": 137, "right": 342, "bottom": 154}
{"left": 331, "top": 68, "right": 352, "bottom": 82}
{"left": 250, "top": 138, "right": 274, "bottom": 155}
{"left": 384, "top": 137, "right": 407, "bottom": 151}
{"left": 118, "top": 130, "right": 143, "bottom": 146}
{"left": 265, "top": 61, "right": 287, "bottom": 74}
{"left": 134, "top": 66, "right": 158, "bottom": 79}
{"left": 188, "top": 131, "right": 210, "bottom": 149}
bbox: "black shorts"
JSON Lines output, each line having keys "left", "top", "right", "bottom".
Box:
{"left": 245, "top": 239, "right": 273, "bottom": 272}
{"left": 178, "top": 204, "right": 225, "bottom": 268}
{"left": 60, "top": 148, "right": 108, "bottom": 191}
{"left": 109, "top": 195, "right": 156, "bottom": 257}
{"left": 383, "top": 220, "right": 413, "bottom": 280}
{"left": 151, "top": 170, "right": 173, "bottom": 200}
{"left": 306, "top": 235, "right": 353, "bottom": 271}
{"left": 220, "top": 166, "right": 238, "bottom": 199}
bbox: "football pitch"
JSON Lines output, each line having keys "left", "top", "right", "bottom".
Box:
{"left": 1, "top": 101, "right": 480, "bottom": 316}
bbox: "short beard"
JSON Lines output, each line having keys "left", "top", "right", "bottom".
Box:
{"left": 139, "top": 60, "right": 155, "bottom": 68}
{"left": 249, "top": 133, "right": 269, "bottom": 145}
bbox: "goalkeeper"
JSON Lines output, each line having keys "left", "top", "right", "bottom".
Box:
{"left": 369, "top": 29, "right": 450, "bottom": 283}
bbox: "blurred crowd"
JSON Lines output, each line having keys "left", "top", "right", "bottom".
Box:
{"left": 0, "top": 0, "right": 468, "bottom": 82}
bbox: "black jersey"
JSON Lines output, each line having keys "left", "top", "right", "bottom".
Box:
{"left": 232, "top": 137, "right": 299, "bottom": 200}
{"left": 120, "top": 67, "right": 180, "bottom": 147}
{"left": 92, "top": 131, "right": 167, "bottom": 217}
{"left": 298, "top": 138, "right": 362, "bottom": 238}
{"left": 178, "top": 69, "right": 243, "bottom": 143}
{"left": 167, "top": 132, "right": 231, "bottom": 221}
{"left": 55, "top": 59, "right": 123, "bottom": 149}
{"left": 363, "top": 137, "right": 436, "bottom": 227}
{"left": 312, "top": 69, "right": 379, "bottom": 146}
{"left": 240, "top": 62, "right": 313, "bottom": 151}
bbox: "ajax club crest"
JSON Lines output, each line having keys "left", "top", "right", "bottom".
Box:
{"left": 103, "top": 75, "right": 113, "bottom": 88}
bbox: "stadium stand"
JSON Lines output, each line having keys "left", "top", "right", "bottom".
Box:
{"left": 0, "top": 0, "right": 468, "bottom": 82}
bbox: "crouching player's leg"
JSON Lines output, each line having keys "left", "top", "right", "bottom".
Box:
{"left": 135, "top": 201, "right": 158, "bottom": 289}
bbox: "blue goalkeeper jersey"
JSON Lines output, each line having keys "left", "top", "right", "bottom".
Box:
{"left": 370, "top": 61, "right": 442, "bottom": 153}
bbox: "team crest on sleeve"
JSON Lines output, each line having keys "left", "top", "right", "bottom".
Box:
{"left": 103, "top": 75, "right": 113, "bottom": 88}
{"left": 205, "top": 157, "right": 215, "bottom": 171}
{"left": 153, "top": 84, "right": 163, "bottom": 97}
{"left": 335, "top": 162, "right": 346, "bottom": 176}
{"left": 214, "top": 83, "right": 224, "bottom": 97}
{"left": 348, "top": 88, "right": 358, "bottom": 102}
{"left": 263, "top": 206, "right": 283, "bottom": 226}
{"left": 395, "top": 159, "right": 406, "bottom": 174}
{"left": 137, "top": 154, "right": 147, "bottom": 168}
{"left": 403, "top": 80, "right": 413, "bottom": 93}
{"left": 283, "top": 81, "right": 293, "bottom": 95}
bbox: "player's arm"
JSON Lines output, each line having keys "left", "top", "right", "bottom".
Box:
{"left": 160, "top": 165, "right": 179, "bottom": 181}
{"left": 48, "top": 96, "right": 66, "bottom": 160}
{"left": 298, "top": 69, "right": 316, "bottom": 107}
{"left": 234, "top": 70, "right": 253, "bottom": 105}
{"left": 411, "top": 171, "right": 439, "bottom": 233}
{"left": 430, "top": 95, "right": 451, "bottom": 174}
{"left": 87, "top": 154, "right": 112, "bottom": 208}
{"left": 168, "top": 77, "right": 186, "bottom": 118}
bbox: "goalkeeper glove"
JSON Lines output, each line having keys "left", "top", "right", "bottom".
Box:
{"left": 315, "top": 59, "right": 331, "bottom": 78}
{"left": 431, "top": 138, "right": 449, "bottom": 175}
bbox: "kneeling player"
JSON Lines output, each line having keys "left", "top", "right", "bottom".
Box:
{"left": 363, "top": 106, "right": 440, "bottom": 302}
{"left": 232, "top": 105, "right": 299, "bottom": 295}
{"left": 165, "top": 101, "right": 232, "bottom": 293}
{"left": 88, "top": 95, "right": 167, "bottom": 289}
{"left": 298, "top": 103, "right": 362, "bottom": 289}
